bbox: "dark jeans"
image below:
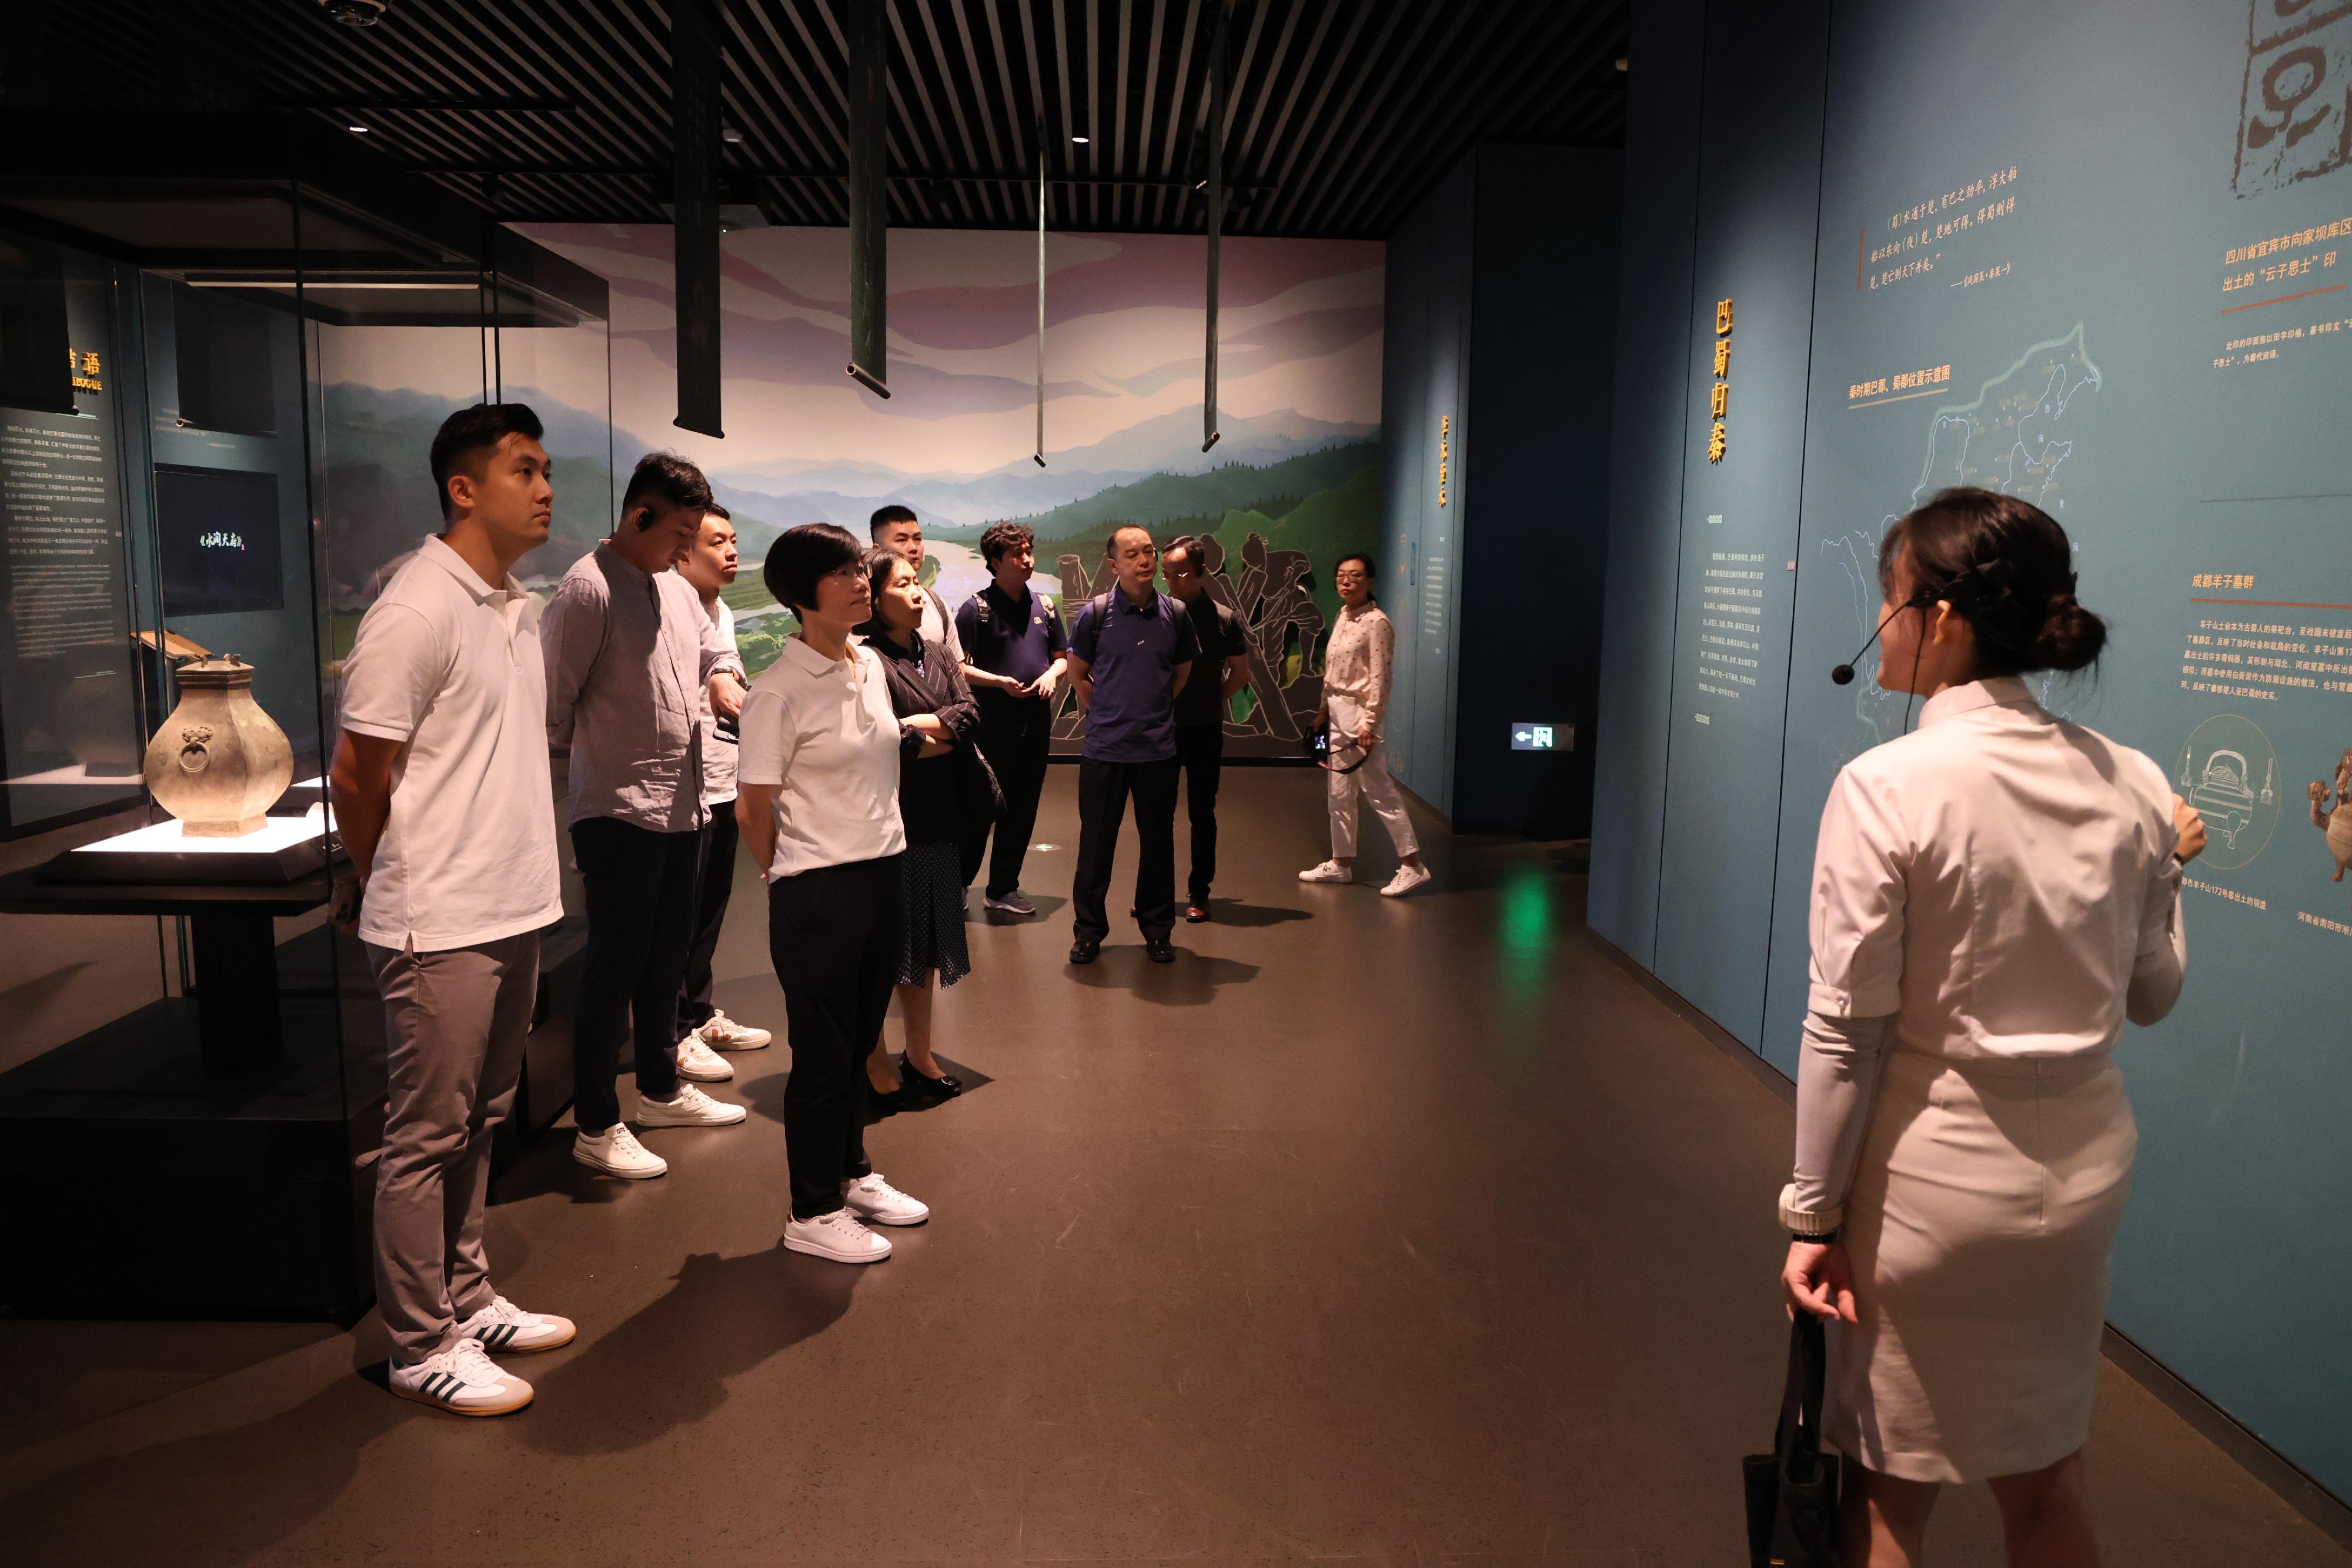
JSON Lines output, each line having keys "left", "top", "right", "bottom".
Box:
{"left": 570, "top": 816, "right": 701, "bottom": 1134}
{"left": 1071, "top": 755, "right": 1180, "bottom": 943}
{"left": 1174, "top": 724, "right": 1224, "bottom": 905}
{"left": 676, "top": 803, "right": 740, "bottom": 1036}
{"left": 769, "top": 854, "right": 903, "bottom": 1219}
{"left": 964, "top": 703, "right": 1053, "bottom": 895}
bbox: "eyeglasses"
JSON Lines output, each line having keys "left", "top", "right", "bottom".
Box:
{"left": 1333, "top": 571, "right": 1369, "bottom": 583}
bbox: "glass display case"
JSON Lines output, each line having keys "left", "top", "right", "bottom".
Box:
{"left": 0, "top": 113, "right": 612, "bottom": 1319}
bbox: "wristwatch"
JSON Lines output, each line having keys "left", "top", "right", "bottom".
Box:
{"left": 1789, "top": 1229, "right": 1840, "bottom": 1245}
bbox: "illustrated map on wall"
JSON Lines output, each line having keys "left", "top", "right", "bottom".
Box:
{"left": 512, "top": 225, "right": 1384, "bottom": 755}
{"left": 1753, "top": 0, "right": 2352, "bottom": 1496}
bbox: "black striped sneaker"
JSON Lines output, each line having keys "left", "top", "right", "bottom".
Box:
{"left": 389, "top": 1339, "right": 533, "bottom": 1416}
{"left": 455, "top": 1295, "right": 577, "bottom": 1353}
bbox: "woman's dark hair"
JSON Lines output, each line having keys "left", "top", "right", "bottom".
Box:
{"left": 762, "top": 522, "right": 864, "bottom": 614}
{"left": 853, "top": 546, "right": 917, "bottom": 640}
{"left": 1877, "top": 487, "right": 2104, "bottom": 676}
{"left": 1335, "top": 552, "right": 1378, "bottom": 604}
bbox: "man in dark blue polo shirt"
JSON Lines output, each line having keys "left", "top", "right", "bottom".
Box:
{"left": 955, "top": 521, "right": 1068, "bottom": 914}
{"left": 1064, "top": 524, "right": 1200, "bottom": 964}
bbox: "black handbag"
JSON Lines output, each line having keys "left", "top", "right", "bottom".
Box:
{"left": 952, "top": 739, "right": 1004, "bottom": 825}
{"left": 1743, "top": 1314, "right": 1843, "bottom": 1567}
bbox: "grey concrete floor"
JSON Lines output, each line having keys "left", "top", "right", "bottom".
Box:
{"left": 1, "top": 766, "right": 2343, "bottom": 1566}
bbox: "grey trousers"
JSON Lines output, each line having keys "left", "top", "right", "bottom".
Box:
{"left": 367, "top": 931, "right": 540, "bottom": 1363}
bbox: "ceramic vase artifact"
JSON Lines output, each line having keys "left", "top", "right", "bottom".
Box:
{"left": 142, "top": 655, "right": 293, "bottom": 836}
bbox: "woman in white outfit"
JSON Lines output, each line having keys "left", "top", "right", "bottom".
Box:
{"left": 1779, "top": 488, "right": 2206, "bottom": 1566}
{"left": 1301, "top": 554, "right": 1431, "bottom": 897}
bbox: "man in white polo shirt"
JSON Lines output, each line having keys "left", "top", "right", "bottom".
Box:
{"left": 328, "top": 403, "right": 573, "bottom": 1417}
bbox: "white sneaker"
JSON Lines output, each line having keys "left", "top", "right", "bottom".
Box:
{"left": 389, "top": 1338, "right": 534, "bottom": 1416}
{"left": 637, "top": 1084, "right": 748, "bottom": 1128}
{"left": 983, "top": 888, "right": 1036, "bottom": 915}
{"left": 841, "top": 1172, "right": 930, "bottom": 1226}
{"left": 573, "top": 1124, "right": 669, "bottom": 1179}
{"left": 782, "top": 1208, "right": 893, "bottom": 1263}
{"left": 1299, "top": 860, "right": 1353, "bottom": 884}
{"left": 1381, "top": 864, "right": 1432, "bottom": 898}
{"left": 700, "top": 1009, "right": 771, "bottom": 1051}
{"left": 676, "top": 1034, "right": 734, "bottom": 1082}
{"left": 455, "top": 1294, "right": 577, "bottom": 1354}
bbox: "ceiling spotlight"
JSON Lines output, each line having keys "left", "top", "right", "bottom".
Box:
{"left": 348, "top": 123, "right": 369, "bottom": 133}
{"left": 721, "top": 126, "right": 743, "bottom": 145}
{"left": 1614, "top": 56, "right": 1629, "bottom": 71}
{"left": 1071, "top": 134, "right": 1089, "bottom": 144}
{"left": 318, "top": 0, "right": 389, "bottom": 25}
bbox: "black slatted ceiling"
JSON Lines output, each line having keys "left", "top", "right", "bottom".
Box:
{"left": 52, "top": 0, "right": 1628, "bottom": 238}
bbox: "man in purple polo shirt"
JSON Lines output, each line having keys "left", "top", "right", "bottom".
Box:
{"left": 1064, "top": 524, "right": 1200, "bottom": 965}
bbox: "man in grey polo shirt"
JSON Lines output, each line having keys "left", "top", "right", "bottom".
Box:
{"left": 330, "top": 402, "right": 572, "bottom": 1416}
{"left": 543, "top": 452, "right": 750, "bottom": 1181}
{"left": 1065, "top": 524, "right": 1200, "bottom": 965}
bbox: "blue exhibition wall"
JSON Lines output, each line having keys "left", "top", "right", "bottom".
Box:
{"left": 1595, "top": 0, "right": 2352, "bottom": 1502}
{"left": 1381, "top": 147, "right": 1621, "bottom": 832}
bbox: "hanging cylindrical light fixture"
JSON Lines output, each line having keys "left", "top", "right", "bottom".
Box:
{"left": 1201, "top": 0, "right": 1228, "bottom": 454}
{"left": 846, "top": 0, "right": 890, "bottom": 398}
{"left": 671, "top": 0, "right": 724, "bottom": 435}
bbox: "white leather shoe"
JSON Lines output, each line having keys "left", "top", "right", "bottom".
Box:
{"left": 456, "top": 1295, "right": 577, "bottom": 1353}
{"left": 700, "top": 1009, "right": 771, "bottom": 1051}
{"left": 842, "top": 1172, "right": 930, "bottom": 1226}
{"left": 389, "top": 1339, "right": 533, "bottom": 1416}
{"left": 637, "top": 1085, "right": 748, "bottom": 1128}
{"left": 573, "top": 1124, "right": 667, "bottom": 1179}
{"left": 1298, "top": 860, "right": 1353, "bottom": 884}
{"left": 676, "top": 1034, "right": 734, "bottom": 1082}
{"left": 783, "top": 1209, "right": 893, "bottom": 1263}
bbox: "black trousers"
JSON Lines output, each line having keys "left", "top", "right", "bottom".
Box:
{"left": 964, "top": 704, "right": 1053, "bottom": 895}
{"left": 1173, "top": 724, "right": 1224, "bottom": 905}
{"left": 769, "top": 854, "right": 903, "bottom": 1219}
{"left": 675, "top": 803, "right": 740, "bottom": 1036}
{"left": 1071, "top": 755, "right": 1180, "bottom": 942}
{"left": 570, "top": 816, "right": 700, "bottom": 1134}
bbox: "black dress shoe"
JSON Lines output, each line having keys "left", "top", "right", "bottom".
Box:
{"left": 1069, "top": 938, "right": 1101, "bottom": 965}
{"left": 866, "top": 1080, "right": 913, "bottom": 1115}
{"left": 1144, "top": 936, "right": 1175, "bottom": 963}
{"left": 1184, "top": 902, "right": 1211, "bottom": 923}
{"left": 901, "top": 1062, "right": 962, "bottom": 1101}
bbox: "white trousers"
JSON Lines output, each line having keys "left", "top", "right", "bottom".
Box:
{"left": 1327, "top": 695, "right": 1418, "bottom": 859}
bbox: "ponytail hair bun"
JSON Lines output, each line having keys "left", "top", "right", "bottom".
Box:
{"left": 1879, "top": 487, "right": 2105, "bottom": 678}
{"left": 2033, "top": 589, "right": 2106, "bottom": 673}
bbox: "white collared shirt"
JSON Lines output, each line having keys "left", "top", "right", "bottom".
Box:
{"left": 699, "top": 595, "right": 739, "bottom": 808}
{"left": 736, "top": 636, "right": 907, "bottom": 878}
{"left": 1808, "top": 676, "right": 2183, "bottom": 1061}
{"left": 338, "top": 535, "right": 564, "bottom": 952}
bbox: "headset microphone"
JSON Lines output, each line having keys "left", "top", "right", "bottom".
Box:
{"left": 1831, "top": 607, "right": 1897, "bottom": 686}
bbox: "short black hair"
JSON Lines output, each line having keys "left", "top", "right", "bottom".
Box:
{"left": 1335, "top": 551, "right": 1375, "bottom": 580}
{"left": 620, "top": 451, "right": 714, "bottom": 524}
{"left": 706, "top": 503, "right": 731, "bottom": 522}
{"left": 981, "top": 520, "right": 1034, "bottom": 566}
{"left": 854, "top": 546, "right": 915, "bottom": 639}
{"left": 428, "top": 402, "right": 544, "bottom": 520}
{"left": 763, "top": 523, "right": 864, "bottom": 614}
{"left": 1163, "top": 533, "right": 1203, "bottom": 569}
{"left": 869, "top": 503, "right": 919, "bottom": 541}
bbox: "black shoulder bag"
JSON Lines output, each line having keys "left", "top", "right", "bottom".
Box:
{"left": 1743, "top": 1313, "right": 1843, "bottom": 1567}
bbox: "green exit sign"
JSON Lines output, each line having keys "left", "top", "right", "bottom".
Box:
{"left": 1510, "top": 721, "right": 1571, "bottom": 752}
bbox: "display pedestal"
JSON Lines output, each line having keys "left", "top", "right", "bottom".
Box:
{"left": 39, "top": 813, "right": 333, "bottom": 887}
{"left": 0, "top": 869, "right": 370, "bottom": 1319}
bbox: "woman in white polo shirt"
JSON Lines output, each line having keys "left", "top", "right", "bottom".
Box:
{"left": 734, "top": 524, "right": 931, "bottom": 1263}
{"left": 1778, "top": 488, "right": 2205, "bottom": 1563}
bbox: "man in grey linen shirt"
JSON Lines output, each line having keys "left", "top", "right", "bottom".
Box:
{"left": 542, "top": 452, "right": 750, "bottom": 1182}
{"left": 328, "top": 402, "right": 572, "bottom": 1417}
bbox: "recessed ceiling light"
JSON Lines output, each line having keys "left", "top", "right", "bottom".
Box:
{"left": 348, "top": 123, "right": 369, "bottom": 132}
{"left": 1614, "top": 57, "right": 1629, "bottom": 71}
{"left": 721, "top": 127, "right": 743, "bottom": 144}
{"left": 1071, "top": 134, "right": 1089, "bottom": 144}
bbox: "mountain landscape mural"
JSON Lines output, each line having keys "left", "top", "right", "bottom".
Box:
{"left": 310, "top": 225, "right": 1382, "bottom": 755}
